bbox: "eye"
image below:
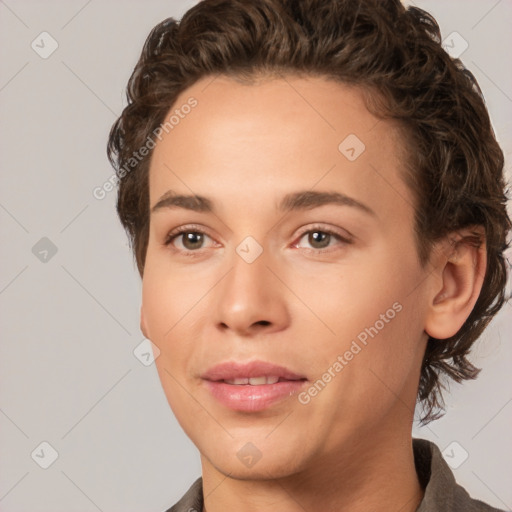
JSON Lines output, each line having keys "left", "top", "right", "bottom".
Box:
{"left": 294, "top": 227, "right": 351, "bottom": 252}
{"left": 164, "top": 226, "right": 215, "bottom": 252}
{"left": 164, "top": 225, "right": 352, "bottom": 256}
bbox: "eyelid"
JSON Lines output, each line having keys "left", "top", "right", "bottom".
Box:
{"left": 164, "top": 223, "right": 211, "bottom": 242}
{"left": 164, "top": 223, "right": 218, "bottom": 252}
{"left": 293, "top": 224, "right": 354, "bottom": 246}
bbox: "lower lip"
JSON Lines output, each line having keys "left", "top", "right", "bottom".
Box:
{"left": 203, "top": 380, "right": 308, "bottom": 412}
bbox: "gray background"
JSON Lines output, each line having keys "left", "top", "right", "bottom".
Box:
{"left": 0, "top": 0, "right": 510, "bottom": 511}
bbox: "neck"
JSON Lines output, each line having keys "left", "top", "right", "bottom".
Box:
{"left": 200, "top": 425, "right": 424, "bottom": 512}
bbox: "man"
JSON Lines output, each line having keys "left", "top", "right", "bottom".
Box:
{"left": 107, "top": 0, "right": 510, "bottom": 510}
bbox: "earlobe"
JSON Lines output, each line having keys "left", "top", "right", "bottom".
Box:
{"left": 425, "top": 229, "right": 487, "bottom": 340}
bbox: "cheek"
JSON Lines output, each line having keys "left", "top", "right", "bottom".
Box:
{"left": 141, "top": 252, "right": 207, "bottom": 340}
{"left": 141, "top": 256, "right": 214, "bottom": 379}
{"left": 289, "top": 257, "right": 406, "bottom": 344}
{"left": 143, "top": 269, "right": 202, "bottom": 423}
{"left": 298, "top": 250, "right": 426, "bottom": 396}
{"left": 299, "top": 301, "right": 425, "bottom": 437}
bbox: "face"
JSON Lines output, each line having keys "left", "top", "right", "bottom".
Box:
{"left": 141, "top": 75, "right": 433, "bottom": 480}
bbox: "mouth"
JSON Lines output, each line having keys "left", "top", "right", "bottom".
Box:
{"left": 201, "top": 361, "right": 308, "bottom": 412}
{"left": 222, "top": 376, "right": 301, "bottom": 385}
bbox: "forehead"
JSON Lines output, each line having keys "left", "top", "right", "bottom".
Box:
{"left": 148, "top": 75, "right": 412, "bottom": 221}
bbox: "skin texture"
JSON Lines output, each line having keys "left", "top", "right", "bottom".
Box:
{"left": 140, "top": 76, "right": 486, "bottom": 512}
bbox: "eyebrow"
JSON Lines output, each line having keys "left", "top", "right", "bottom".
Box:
{"left": 151, "top": 190, "right": 376, "bottom": 216}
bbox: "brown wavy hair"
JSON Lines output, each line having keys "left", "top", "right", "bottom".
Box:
{"left": 107, "top": 0, "right": 511, "bottom": 424}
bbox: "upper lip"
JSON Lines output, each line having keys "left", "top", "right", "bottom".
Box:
{"left": 201, "top": 360, "right": 307, "bottom": 381}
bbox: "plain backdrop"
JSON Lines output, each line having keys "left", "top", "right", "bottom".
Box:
{"left": 0, "top": 1, "right": 511, "bottom": 511}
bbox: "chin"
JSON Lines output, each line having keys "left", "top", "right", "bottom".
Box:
{"left": 198, "top": 436, "right": 311, "bottom": 481}
{"left": 208, "top": 456, "right": 304, "bottom": 481}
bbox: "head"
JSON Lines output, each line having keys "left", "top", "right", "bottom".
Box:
{"left": 107, "top": 0, "right": 510, "bottom": 479}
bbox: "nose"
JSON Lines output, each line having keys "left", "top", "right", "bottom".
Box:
{"left": 214, "top": 247, "right": 290, "bottom": 337}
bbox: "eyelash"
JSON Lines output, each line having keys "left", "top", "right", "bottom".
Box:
{"left": 164, "top": 224, "right": 352, "bottom": 257}
{"left": 164, "top": 224, "right": 217, "bottom": 258}
{"left": 292, "top": 225, "right": 352, "bottom": 253}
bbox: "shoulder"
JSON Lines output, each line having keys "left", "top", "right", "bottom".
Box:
{"left": 162, "top": 477, "right": 203, "bottom": 512}
{"left": 413, "top": 438, "right": 506, "bottom": 512}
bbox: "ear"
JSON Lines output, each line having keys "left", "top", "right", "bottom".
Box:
{"left": 424, "top": 227, "right": 487, "bottom": 339}
{"left": 140, "top": 305, "right": 149, "bottom": 339}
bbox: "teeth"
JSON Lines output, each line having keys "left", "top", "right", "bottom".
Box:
{"left": 224, "top": 376, "right": 280, "bottom": 385}
{"left": 228, "top": 378, "right": 249, "bottom": 385}
{"left": 248, "top": 376, "right": 268, "bottom": 385}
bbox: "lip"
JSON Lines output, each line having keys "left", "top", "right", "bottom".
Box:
{"left": 201, "top": 360, "right": 307, "bottom": 381}
{"left": 201, "top": 360, "right": 308, "bottom": 412}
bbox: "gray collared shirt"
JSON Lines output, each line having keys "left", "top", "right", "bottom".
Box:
{"left": 164, "top": 438, "right": 506, "bottom": 512}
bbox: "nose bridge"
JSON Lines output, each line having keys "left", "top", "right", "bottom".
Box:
{"left": 214, "top": 240, "right": 289, "bottom": 334}
{"left": 224, "top": 242, "right": 272, "bottom": 309}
